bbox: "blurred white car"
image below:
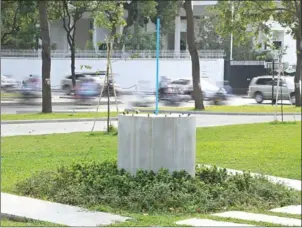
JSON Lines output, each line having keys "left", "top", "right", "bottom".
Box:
{"left": 1, "top": 75, "right": 19, "bottom": 90}
{"left": 129, "top": 92, "right": 155, "bottom": 107}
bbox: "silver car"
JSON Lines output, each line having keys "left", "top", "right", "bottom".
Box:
{"left": 247, "top": 75, "right": 296, "bottom": 104}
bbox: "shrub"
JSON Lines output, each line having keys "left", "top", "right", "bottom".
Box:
{"left": 15, "top": 161, "right": 300, "bottom": 214}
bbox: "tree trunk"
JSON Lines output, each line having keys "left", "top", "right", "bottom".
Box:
{"left": 38, "top": 1, "right": 52, "bottom": 113}
{"left": 70, "top": 24, "right": 76, "bottom": 88}
{"left": 106, "top": 42, "right": 111, "bottom": 133}
{"left": 70, "top": 45, "right": 76, "bottom": 88}
{"left": 295, "top": 37, "right": 302, "bottom": 107}
{"left": 66, "top": 18, "right": 76, "bottom": 88}
{"left": 183, "top": 0, "right": 204, "bottom": 110}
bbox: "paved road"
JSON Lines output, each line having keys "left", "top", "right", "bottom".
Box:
{"left": 1, "top": 96, "right": 293, "bottom": 114}
{"left": 2, "top": 114, "right": 300, "bottom": 137}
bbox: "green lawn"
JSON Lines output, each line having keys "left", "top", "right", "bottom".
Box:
{"left": 0, "top": 212, "right": 283, "bottom": 227}
{"left": 195, "top": 122, "right": 301, "bottom": 180}
{"left": 1, "top": 92, "right": 19, "bottom": 98}
{"left": 1, "top": 122, "right": 301, "bottom": 193}
{"left": 1, "top": 105, "right": 301, "bottom": 121}
{"left": 0, "top": 217, "right": 62, "bottom": 227}
{"left": 1, "top": 112, "right": 118, "bottom": 120}
{"left": 1, "top": 122, "right": 301, "bottom": 227}
{"left": 148, "top": 105, "right": 302, "bottom": 113}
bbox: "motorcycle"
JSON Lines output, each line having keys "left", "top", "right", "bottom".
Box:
{"left": 159, "top": 86, "right": 190, "bottom": 106}
{"left": 20, "top": 77, "right": 41, "bottom": 102}
{"left": 74, "top": 79, "right": 99, "bottom": 105}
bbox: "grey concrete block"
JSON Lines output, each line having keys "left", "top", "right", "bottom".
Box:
{"left": 118, "top": 114, "right": 196, "bottom": 176}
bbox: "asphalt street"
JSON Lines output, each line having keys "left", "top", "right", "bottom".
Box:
{"left": 2, "top": 114, "right": 300, "bottom": 137}
{"left": 0, "top": 96, "right": 294, "bottom": 114}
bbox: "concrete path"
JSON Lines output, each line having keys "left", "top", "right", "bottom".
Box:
{"left": 212, "top": 211, "right": 302, "bottom": 226}
{"left": 0, "top": 96, "right": 122, "bottom": 106}
{"left": 1, "top": 193, "right": 129, "bottom": 226}
{"left": 270, "top": 205, "right": 302, "bottom": 215}
{"left": 2, "top": 114, "right": 301, "bottom": 137}
{"left": 176, "top": 205, "right": 302, "bottom": 227}
{"left": 199, "top": 165, "right": 301, "bottom": 191}
{"left": 1, "top": 120, "right": 118, "bottom": 137}
{"left": 176, "top": 218, "right": 254, "bottom": 226}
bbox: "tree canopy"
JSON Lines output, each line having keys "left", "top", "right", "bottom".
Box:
{"left": 1, "top": 0, "right": 39, "bottom": 49}
{"left": 212, "top": 0, "right": 301, "bottom": 106}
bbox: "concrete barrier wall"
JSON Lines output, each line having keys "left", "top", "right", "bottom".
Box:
{"left": 1, "top": 58, "right": 224, "bottom": 90}
{"left": 118, "top": 114, "right": 196, "bottom": 176}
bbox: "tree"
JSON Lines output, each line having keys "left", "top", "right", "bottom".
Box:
{"left": 151, "top": 0, "right": 183, "bottom": 35}
{"left": 50, "top": 1, "right": 101, "bottom": 89}
{"left": 38, "top": 1, "right": 52, "bottom": 113}
{"left": 1, "top": 0, "right": 39, "bottom": 49}
{"left": 212, "top": 0, "right": 301, "bottom": 106}
{"left": 121, "top": 25, "right": 157, "bottom": 50}
{"left": 195, "top": 12, "right": 258, "bottom": 60}
{"left": 183, "top": 0, "right": 204, "bottom": 110}
{"left": 93, "top": 1, "right": 126, "bottom": 132}
{"left": 116, "top": 1, "right": 157, "bottom": 50}
{"left": 118, "top": 0, "right": 183, "bottom": 50}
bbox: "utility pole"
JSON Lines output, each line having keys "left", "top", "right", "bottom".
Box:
{"left": 300, "top": 0, "right": 302, "bottom": 39}
{"left": 299, "top": 0, "right": 302, "bottom": 106}
{"left": 230, "top": 1, "right": 234, "bottom": 61}
{"left": 300, "top": 0, "right": 302, "bottom": 78}
{"left": 272, "top": 60, "right": 275, "bottom": 105}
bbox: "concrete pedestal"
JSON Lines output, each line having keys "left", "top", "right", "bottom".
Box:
{"left": 118, "top": 114, "right": 196, "bottom": 176}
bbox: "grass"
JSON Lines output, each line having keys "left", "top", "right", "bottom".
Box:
{"left": 1, "top": 91, "right": 19, "bottom": 98}
{"left": 0, "top": 212, "right": 285, "bottom": 227}
{"left": 0, "top": 217, "right": 62, "bottom": 227}
{"left": 1, "top": 105, "right": 301, "bottom": 121}
{"left": 1, "top": 112, "right": 118, "bottom": 121}
{"left": 146, "top": 105, "right": 302, "bottom": 113}
{"left": 1, "top": 122, "right": 301, "bottom": 193}
{"left": 195, "top": 122, "right": 301, "bottom": 180}
{"left": 106, "top": 212, "right": 283, "bottom": 227}
{"left": 1, "top": 122, "right": 301, "bottom": 227}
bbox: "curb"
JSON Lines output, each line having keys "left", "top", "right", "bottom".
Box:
{"left": 1, "top": 117, "right": 118, "bottom": 125}
{"left": 0, "top": 101, "right": 123, "bottom": 106}
{"left": 124, "top": 109, "right": 300, "bottom": 116}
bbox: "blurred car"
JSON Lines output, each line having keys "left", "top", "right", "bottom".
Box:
{"left": 21, "top": 75, "right": 42, "bottom": 99}
{"left": 61, "top": 71, "right": 121, "bottom": 96}
{"left": 170, "top": 78, "right": 227, "bottom": 103}
{"left": 1, "top": 75, "right": 19, "bottom": 90}
{"left": 247, "top": 75, "right": 296, "bottom": 104}
{"left": 170, "top": 78, "right": 191, "bottom": 95}
{"left": 223, "top": 80, "right": 233, "bottom": 95}
{"left": 130, "top": 92, "right": 155, "bottom": 107}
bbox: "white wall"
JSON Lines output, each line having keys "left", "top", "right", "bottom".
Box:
{"left": 1, "top": 58, "right": 224, "bottom": 90}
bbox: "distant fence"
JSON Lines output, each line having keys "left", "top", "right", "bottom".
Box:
{"left": 1, "top": 49, "right": 225, "bottom": 59}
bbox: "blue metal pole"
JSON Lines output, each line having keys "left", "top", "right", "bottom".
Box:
{"left": 155, "top": 18, "right": 160, "bottom": 115}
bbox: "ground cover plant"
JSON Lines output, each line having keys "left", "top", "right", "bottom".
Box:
{"left": 15, "top": 161, "right": 301, "bottom": 215}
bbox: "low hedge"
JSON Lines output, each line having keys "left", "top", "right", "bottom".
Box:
{"left": 16, "top": 161, "right": 300, "bottom": 214}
